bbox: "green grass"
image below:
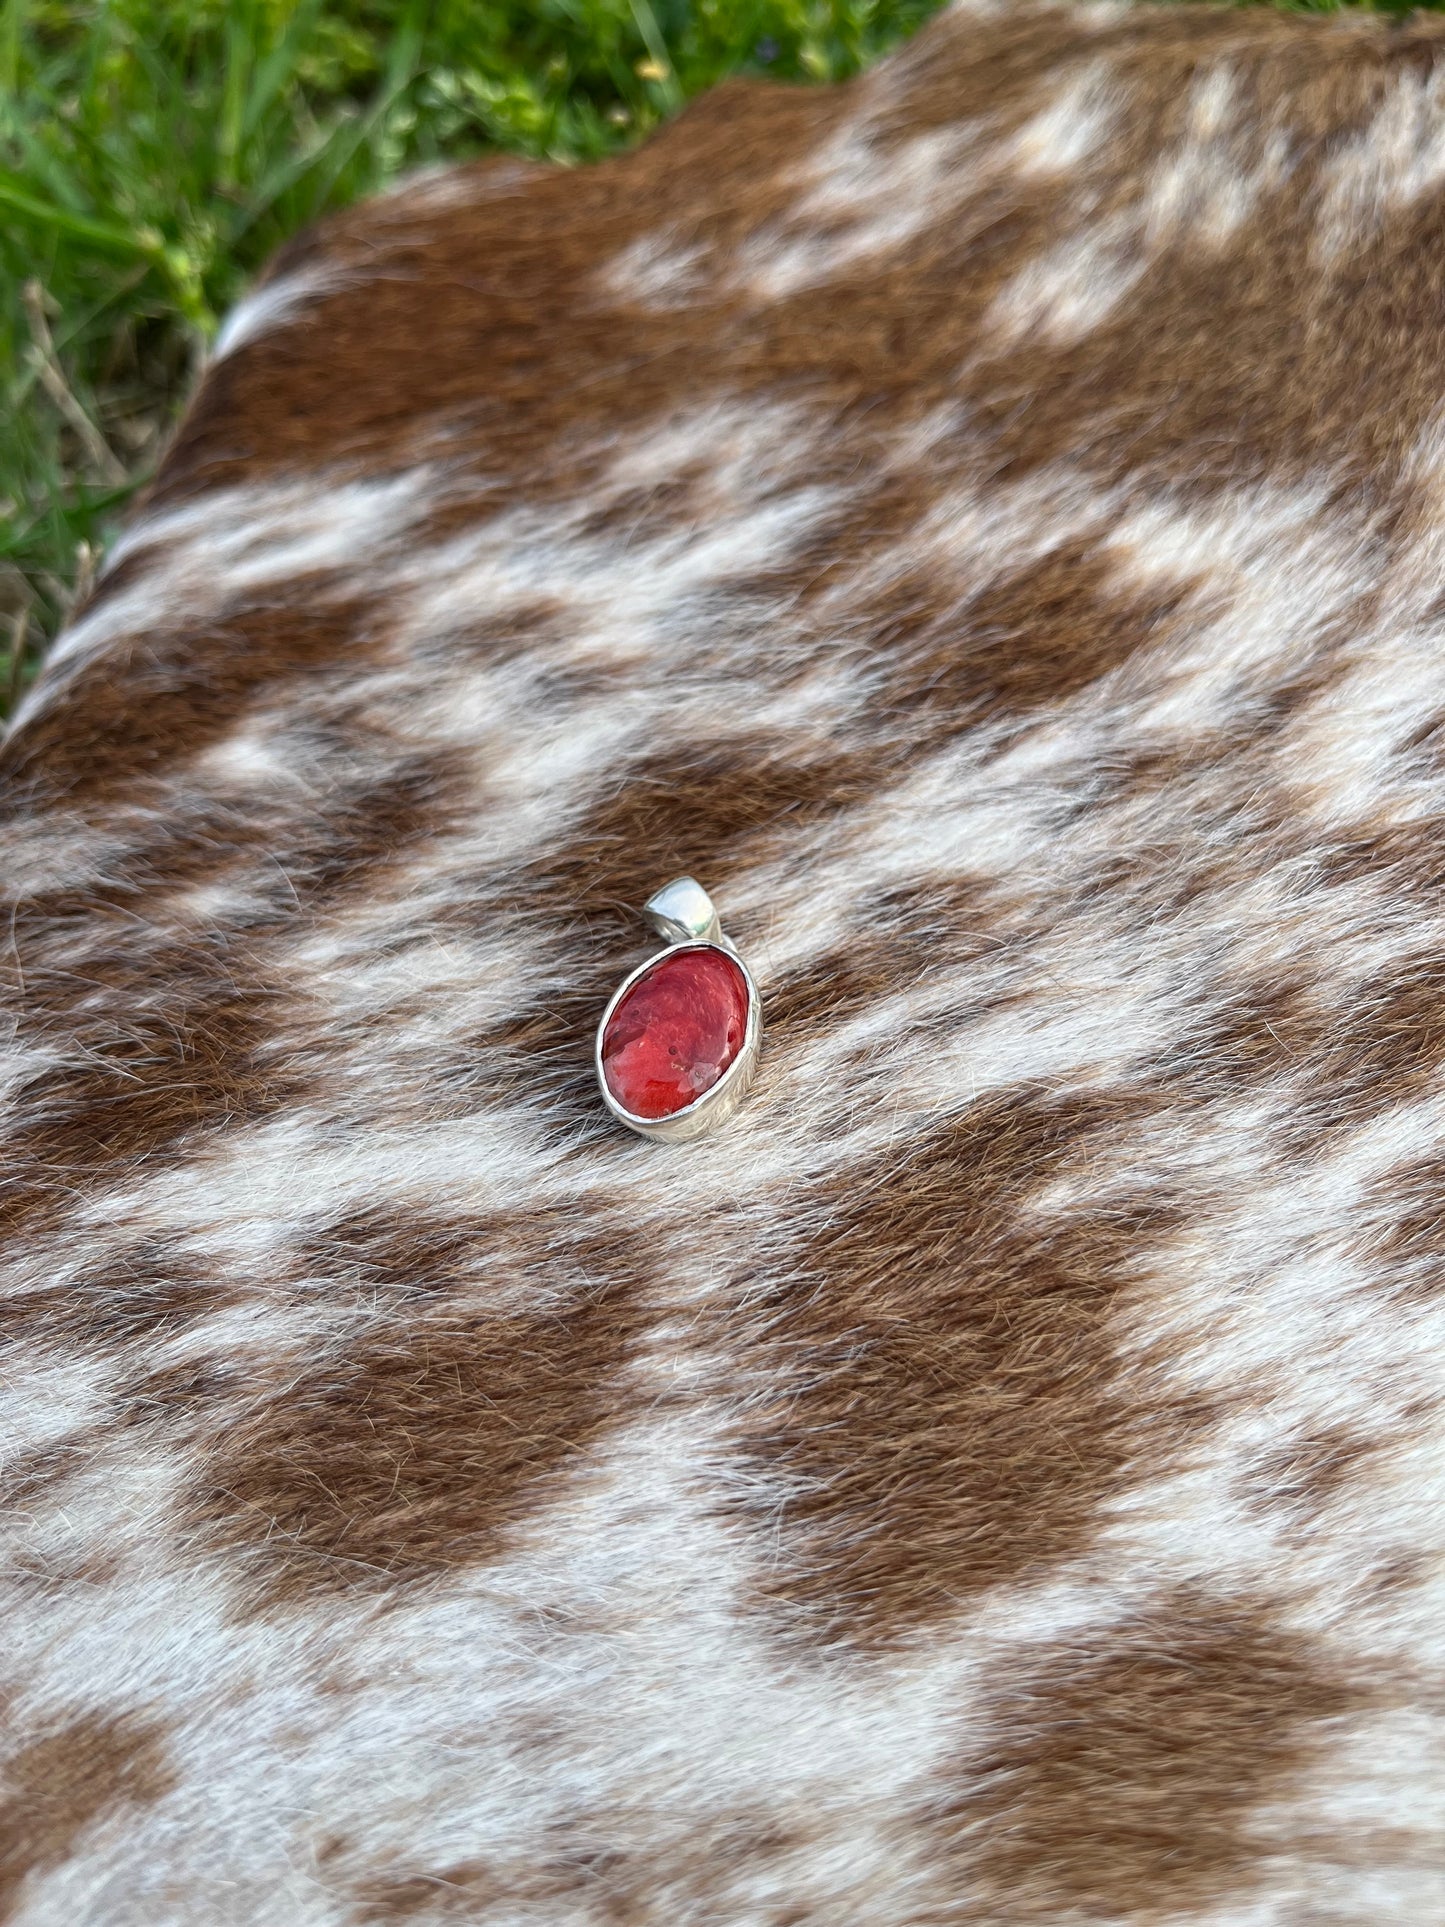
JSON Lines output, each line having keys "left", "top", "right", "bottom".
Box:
{"left": 0, "top": 0, "right": 1418, "bottom": 710}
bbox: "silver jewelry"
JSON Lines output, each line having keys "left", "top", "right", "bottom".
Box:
{"left": 596, "top": 877, "right": 762, "bottom": 1143}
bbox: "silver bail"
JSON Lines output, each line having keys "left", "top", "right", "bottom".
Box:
{"left": 643, "top": 876, "right": 721, "bottom": 946}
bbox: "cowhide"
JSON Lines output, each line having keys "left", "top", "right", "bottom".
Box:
{"left": 5, "top": 2, "right": 1445, "bottom": 1920}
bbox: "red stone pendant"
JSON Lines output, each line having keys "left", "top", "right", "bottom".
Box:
{"left": 596, "top": 879, "right": 761, "bottom": 1142}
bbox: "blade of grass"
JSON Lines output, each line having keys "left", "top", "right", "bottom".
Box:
{"left": 0, "top": 169, "right": 165, "bottom": 261}
{"left": 241, "top": 0, "right": 328, "bottom": 146}
{"left": 0, "top": 0, "right": 20, "bottom": 99}
{"left": 218, "top": 6, "right": 254, "bottom": 191}
{"left": 0, "top": 478, "right": 145, "bottom": 565}
{"left": 21, "top": 279, "right": 127, "bottom": 485}
{"left": 5, "top": 599, "right": 31, "bottom": 711}
{"left": 235, "top": 0, "right": 428, "bottom": 238}
{"left": 628, "top": 0, "right": 684, "bottom": 112}
{"left": 4, "top": 120, "right": 101, "bottom": 215}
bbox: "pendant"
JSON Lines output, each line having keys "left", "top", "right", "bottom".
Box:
{"left": 595, "top": 877, "right": 762, "bottom": 1142}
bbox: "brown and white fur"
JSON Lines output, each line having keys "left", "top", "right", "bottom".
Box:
{"left": 6, "top": 2, "right": 1445, "bottom": 1919}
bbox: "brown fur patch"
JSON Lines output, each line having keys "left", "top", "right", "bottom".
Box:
{"left": 0, "top": 597, "right": 373, "bottom": 809}
{"left": 351, "top": 1860, "right": 506, "bottom": 1923}
{"left": 517, "top": 740, "right": 884, "bottom": 930}
{"left": 2, "top": 1241, "right": 229, "bottom": 1349}
{"left": 1161, "top": 947, "right": 1445, "bottom": 1143}
{"left": 297, "top": 1207, "right": 488, "bottom": 1299}
{"left": 949, "top": 1593, "right": 1356, "bottom": 1919}
{"left": 1364, "top": 1148, "right": 1445, "bottom": 1296}
{"left": 1240, "top": 1427, "right": 1375, "bottom": 1521}
{"left": 0, "top": 1711, "right": 176, "bottom": 1914}
{"left": 1307, "top": 952, "right": 1445, "bottom": 1123}
{"left": 764, "top": 877, "right": 1006, "bottom": 1042}
{"left": 0, "top": 947, "right": 287, "bottom": 1242}
{"left": 0, "top": 742, "right": 468, "bottom": 1242}
{"left": 855, "top": 535, "right": 1203, "bottom": 738}
{"left": 736, "top": 1088, "right": 1180, "bottom": 1645}
{"left": 193, "top": 1216, "right": 652, "bottom": 1599}
{"left": 346, "top": 1814, "right": 815, "bottom": 1926}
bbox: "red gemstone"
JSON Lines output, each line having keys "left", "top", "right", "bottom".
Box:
{"left": 601, "top": 945, "right": 751, "bottom": 1121}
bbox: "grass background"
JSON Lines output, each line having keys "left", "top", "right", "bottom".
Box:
{"left": 0, "top": 0, "right": 1407, "bottom": 712}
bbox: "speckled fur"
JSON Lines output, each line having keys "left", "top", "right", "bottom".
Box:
{"left": 5, "top": 3, "right": 1445, "bottom": 1920}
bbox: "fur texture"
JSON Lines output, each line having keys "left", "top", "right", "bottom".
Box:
{"left": 6, "top": 2, "right": 1445, "bottom": 1919}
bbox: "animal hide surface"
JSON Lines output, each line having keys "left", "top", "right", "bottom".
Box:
{"left": 5, "top": 2, "right": 1445, "bottom": 1919}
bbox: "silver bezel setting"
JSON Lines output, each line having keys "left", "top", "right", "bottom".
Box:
{"left": 595, "top": 892, "right": 762, "bottom": 1143}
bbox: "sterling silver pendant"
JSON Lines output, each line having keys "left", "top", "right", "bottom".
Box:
{"left": 595, "top": 877, "right": 762, "bottom": 1143}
